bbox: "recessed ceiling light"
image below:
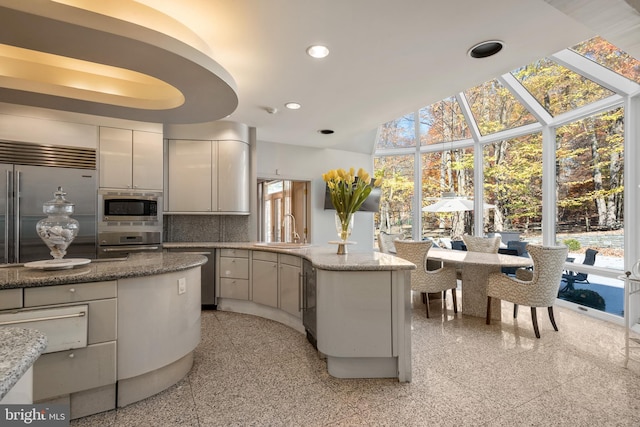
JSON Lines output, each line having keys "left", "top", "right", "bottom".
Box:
{"left": 285, "top": 102, "right": 301, "bottom": 110}
{"left": 306, "top": 45, "right": 329, "bottom": 59}
{"left": 318, "top": 129, "right": 334, "bottom": 135}
{"left": 468, "top": 40, "right": 504, "bottom": 59}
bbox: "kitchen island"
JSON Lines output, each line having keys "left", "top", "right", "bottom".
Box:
{"left": 0, "top": 252, "right": 206, "bottom": 419}
{"left": 0, "top": 327, "right": 47, "bottom": 403}
{"left": 165, "top": 242, "right": 416, "bottom": 382}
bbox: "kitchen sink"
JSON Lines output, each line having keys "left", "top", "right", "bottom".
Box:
{"left": 253, "top": 242, "right": 311, "bottom": 249}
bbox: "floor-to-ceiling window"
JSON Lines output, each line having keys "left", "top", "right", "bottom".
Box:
{"left": 374, "top": 154, "right": 414, "bottom": 237}
{"left": 373, "top": 36, "right": 640, "bottom": 324}
{"left": 483, "top": 133, "right": 543, "bottom": 237}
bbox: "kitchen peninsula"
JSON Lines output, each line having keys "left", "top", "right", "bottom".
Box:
{"left": 165, "top": 242, "right": 415, "bottom": 383}
{"left": 0, "top": 252, "right": 206, "bottom": 419}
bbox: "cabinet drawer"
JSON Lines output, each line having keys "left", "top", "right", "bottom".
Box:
{"left": 24, "top": 281, "right": 117, "bottom": 307}
{"left": 220, "top": 249, "right": 248, "bottom": 258}
{"left": 279, "top": 254, "right": 302, "bottom": 267}
{"left": 219, "top": 278, "right": 249, "bottom": 300}
{"left": 0, "top": 288, "right": 22, "bottom": 310}
{"left": 0, "top": 305, "right": 89, "bottom": 353}
{"left": 220, "top": 257, "right": 249, "bottom": 279}
{"left": 253, "top": 251, "right": 278, "bottom": 262}
{"left": 33, "top": 341, "right": 116, "bottom": 401}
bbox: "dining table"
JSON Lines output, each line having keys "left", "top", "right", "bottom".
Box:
{"left": 427, "top": 247, "right": 533, "bottom": 320}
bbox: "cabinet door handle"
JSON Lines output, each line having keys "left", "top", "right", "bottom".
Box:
{"left": 69, "top": 288, "right": 76, "bottom": 293}
{"left": 300, "top": 272, "right": 306, "bottom": 311}
{"left": 0, "top": 311, "right": 86, "bottom": 326}
{"left": 68, "top": 353, "right": 75, "bottom": 358}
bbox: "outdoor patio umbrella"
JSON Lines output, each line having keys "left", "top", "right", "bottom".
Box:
{"left": 422, "top": 197, "right": 495, "bottom": 213}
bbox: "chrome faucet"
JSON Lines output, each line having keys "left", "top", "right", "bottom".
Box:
{"left": 283, "top": 214, "right": 300, "bottom": 243}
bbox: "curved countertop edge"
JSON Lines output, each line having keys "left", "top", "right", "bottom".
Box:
{"left": 0, "top": 252, "right": 208, "bottom": 290}
{"left": 0, "top": 328, "right": 48, "bottom": 400}
{"left": 163, "top": 242, "right": 416, "bottom": 271}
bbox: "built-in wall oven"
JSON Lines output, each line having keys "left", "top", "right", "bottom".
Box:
{"left": 97, "top": 189, "right": 162, "bottom": 258}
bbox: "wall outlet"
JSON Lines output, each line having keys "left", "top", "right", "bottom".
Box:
{"left": 178, "top": 278, "right": 186, "bottom": 295}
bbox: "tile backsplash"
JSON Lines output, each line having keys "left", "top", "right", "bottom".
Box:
{"left": 164, "top": 215, "right": 249, "bottom": 242}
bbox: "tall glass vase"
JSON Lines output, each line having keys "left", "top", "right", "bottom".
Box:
{"left": 334, "top": 212, "right": 354, "bottom": 254}
{"left": 36, "top": 187, "right": 79, "bottom": 260}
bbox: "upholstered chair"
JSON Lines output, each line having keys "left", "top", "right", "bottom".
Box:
{"left": 394, "top": 240, "right": 458, "bottom": 318}
{"left": 486, "top": 244, "right": 568, "bottom": 338}
{"left": 378, "top": 231, "right": 404, "bottom": 254}
{"left": 462, "top": 235, "right": 501, "bottom": 253}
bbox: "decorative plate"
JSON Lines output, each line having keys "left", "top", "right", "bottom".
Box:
{"left": 24, "top": 258, "right": 91, "bottom": 270}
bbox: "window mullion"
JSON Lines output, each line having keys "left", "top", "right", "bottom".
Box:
{"left": 542, "top": 125, "right": 556, "bottom": 246}
{"left": 499, "top": 73, "right": 553, "bottom": 126}
{"left": 413, "top": 111, "right": 422, "bottom": 241}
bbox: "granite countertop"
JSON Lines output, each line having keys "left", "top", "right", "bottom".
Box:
{"left": 0, "top": 252, "right": 208, "bottom": 290}
{"left": 164, "top": 242, "right": 416, "bottom": 271}
{"left": 0, "top": 327, "right": 47, "bottom": 400}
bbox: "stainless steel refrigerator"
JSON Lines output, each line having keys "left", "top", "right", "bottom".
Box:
{"left": 0, "top": 144, "right": 97, "bottom": 263}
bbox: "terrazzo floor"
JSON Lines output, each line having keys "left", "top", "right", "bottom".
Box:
{"left": 72, "top": 294, "right": 640, "bottom": 426}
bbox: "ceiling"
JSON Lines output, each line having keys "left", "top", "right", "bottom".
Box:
{"left": 0, "top": 1, "right": 639, "bottom": 154}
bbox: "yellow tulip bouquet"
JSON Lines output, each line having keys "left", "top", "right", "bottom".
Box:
{"left": 322, "top": 167, "right": 382, "bottom": 241}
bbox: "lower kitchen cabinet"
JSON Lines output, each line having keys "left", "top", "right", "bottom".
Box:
{"left": 218, "top": 249, "right": 250, "bottom": 300}
{"left": 166, "top": 248, "right": 217, "bottom": 308}
{"left": 116, "top": 268, "right": 201, "bottom": 407}
{"left": 252, "top": 251, "right": 278, "bottom": 308}
{"left": 279, "top": 254, "right": 302, "bottom": 318}
{"left": 0, "top": 254, "right": 206, "bottom": 419}
{"left": 0, "top": 280, "right": 118, "bottom": 418}
{"left": 215, "top": 249, "right": 304, "bottom": 330}
{"left": 219, "top": 277, "right": 249, "bottom": 299}
{"left": 0, "top": 288, "right": 22, "bottom": 309}
{"left": 33, "top": 342, "right": 116, "bottom": 401}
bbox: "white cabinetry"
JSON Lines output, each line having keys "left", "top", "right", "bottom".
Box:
{"left": 167, "top": 139, "right": 249, "bottom": 213}
{"left": 316, "top": 268, "right": 412, "bottom": 382}
{"left": 216, "top": 249, "right": 303, "bottom": 328}
{"left": 218, "top": 249, "right": 250, "bottom": 300}
{"left": 279, "top": 254, "right": 302, "bottom": 318}
{"left": 117, "top": 268, "right": 201, "bottom": 407}
{"left": 218, "top": 140, "right": 250, "bottom": 213}
{"left": 0, "top": 281, "right": 118, "bottom": 419}
{"left": 248, "top": 251, "right": 301, "bottom": 315}
{"left": 167, "top": 139, "right": 213, "bottom": 212}
{"left": 252, "top": 251, "right": 278, "bottom": 308}
{"left": 99, "top": 126, "right": 163, "bottom": 190}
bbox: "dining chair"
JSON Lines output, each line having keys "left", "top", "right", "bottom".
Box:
{"left": 394, "top": 240, "right": 458, "bottom": 318}
{"left": 462, "top": 235, "right": 501, "bottom": 253}
{"left": 378, "top": 231, "right": 404, "bottom": 254}
{"left": 507, "top": 240, "right": 530, "bottom": 257}
{"left": 451, "top": 240, "right": 467, "bottom": 251}
{"left": 486, "top": 244, "right": 568, "bottom": 338}
{"left": 498, "top": 248, "right": 520, "bottom": 275}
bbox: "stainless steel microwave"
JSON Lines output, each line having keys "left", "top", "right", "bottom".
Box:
{"left": 98, "top": 189, "right": 162, "bottom": 223}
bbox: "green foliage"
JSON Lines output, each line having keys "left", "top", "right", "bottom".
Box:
{"left": 563, "top": 238, "right": 581, "bottom": 251}
{"left": 374, "top": 37, "right": 626, "bottom": 233}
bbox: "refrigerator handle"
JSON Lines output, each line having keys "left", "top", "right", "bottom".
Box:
{"left": 4, "top": 170, "right": 9, "bottom": 264}
{"left": 14, "top": 170, "right": 19, "bottom": 262}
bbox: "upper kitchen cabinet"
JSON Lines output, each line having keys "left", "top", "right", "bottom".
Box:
{"left": 167, "top": 139, "right": 213, "bottom": 212}
{"left": 164, "top": 121, "right": 250, "bottom": 214}
{"left": 167, "top": 139, "right": 249, "bottom": 213}
{"left": 99, "top": 127, "right": 163, "bottom": 190}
